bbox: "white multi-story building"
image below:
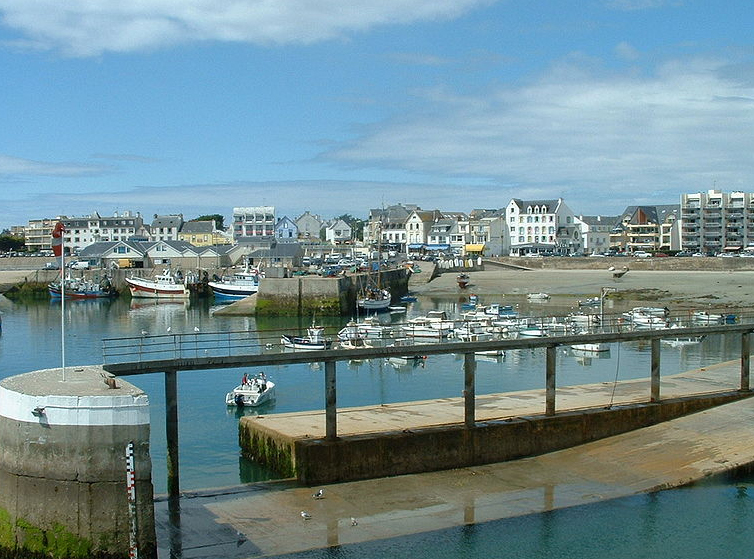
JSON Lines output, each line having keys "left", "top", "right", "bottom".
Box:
{"left": 26, "top": 211, "right": 145, "bottom": 254}
{"left": 505, "top": 198, "right": 581, "bottom": 256}
{"left": 681, "top": 190, "right": 754, "bottom": 254}
{"left": 233, "top": 206, "right": 275, "bottom": 240}
{"left": 325, "top": 219, "right": 352, "bottom": 245}
{"left": 576, "top": 215, "right": 617, "bottom": 255}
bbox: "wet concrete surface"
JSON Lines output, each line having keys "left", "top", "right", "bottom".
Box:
{"left": 154, "top": 359, "right": 754, "bottom": 558}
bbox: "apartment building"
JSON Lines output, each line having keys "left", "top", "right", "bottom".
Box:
{"left": 233, "top": 206, "right": 275, "bottom": 240}
{"left": 681, "top": 190, "right": 754, "bottom": 254}
{"left": 609, "top": 205, "right": 679, "bottom": 253}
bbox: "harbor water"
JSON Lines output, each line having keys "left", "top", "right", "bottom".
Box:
{"left": 1, "top": 294, "right": 753, "bottom": 558}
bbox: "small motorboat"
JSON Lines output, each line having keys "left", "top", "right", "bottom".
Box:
{"left": 226, "top": 373, "right": 275, "bottom": 407}
{"left": 281, "top": 325, "right": 333, "bottom": 350}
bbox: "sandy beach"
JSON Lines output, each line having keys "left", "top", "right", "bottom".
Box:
{"left": 411, "top": 266, "right": 754, "bottom": 311}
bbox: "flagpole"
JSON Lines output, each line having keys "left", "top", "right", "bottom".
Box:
{"left": 52, "top": 221, "right": 66, "bottom": 381}
{"left": 61, "top": 239, "right": 66, "bottom": 381}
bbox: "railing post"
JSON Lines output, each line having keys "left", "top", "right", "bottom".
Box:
{"left": 165, "top": 369, "right": 180, "bottom": 497}
{"left": 650, "top": 338, "right": 661, "bottom": 402}
{"left": 545, "top": 345, "right": 556, "bottom": 416}
{"left": 741, "top": 331, "right": 751, "bottom": 392}
{"left": 325, "top": 360, "right": 337, "bottom": 440}
{"left": 464, "top": 353, "right": 476, "bottom": 428}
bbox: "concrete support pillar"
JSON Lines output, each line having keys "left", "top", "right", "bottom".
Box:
{"left": 0, "top": 366, "right": 156, "bottom": 558}
{"left": 741, "top": 332, "right": 750, "bottom": 392}
{"left": 545, "top": 345, "right": 556, "bottom": 416}
{"left": 463, "top": 353, "right": 476, "bottom": 428}
{"left": 325, "top": 360, "right": 337, "bottom": 440}
{"left": 165, "top": 369, "right": 180, "bottom": 498}
{"left": 650, "top": 339, "right": 661, "bottom": 402}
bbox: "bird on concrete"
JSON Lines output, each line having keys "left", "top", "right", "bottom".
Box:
{"left": 312, "top": 489, "right": 324, "bottom": 499}
{"left": 351, "top": 517, "right": 358, "bottom": 526}
{"left": 140, "top": 329, "right": 148, "bottom": 336}
{"left": 194, "top": 326, "right": 200, "bottom": 333}
{"left": 301, "top": 511, "right": 312, "bottom": 520}
{"left": 608, "top": 266, "right": 615, "bottom": 271}
{"left": 166, "top": 326, "right": 172, "bottom": 333}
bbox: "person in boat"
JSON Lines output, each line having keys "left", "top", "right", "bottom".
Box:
{"left": 259, "top": 372, "right": 267, "bottom": 392}
{"left": 242, "top": 373, "right": 248, "bottom": 386}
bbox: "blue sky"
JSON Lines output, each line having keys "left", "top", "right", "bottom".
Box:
{"left": 1, "top": 0, "right": 753, "bottom": 230}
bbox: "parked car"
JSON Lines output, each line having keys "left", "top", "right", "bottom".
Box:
{"left": 43, "top": 261, "right": 60, "bottom": 270}
{"left": 68, "top": 260, "right": 90, "bottom": 270}
{"left": 632, "top": 251, "right": 652, "bottom": 258}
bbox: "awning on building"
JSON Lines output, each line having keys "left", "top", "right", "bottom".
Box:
{"left": 425, "top": 244, "right": 450, "bottom": 251}
{"left": 407, "top": 243, "right": 425, "bottom": 249}
{"left": 465, "top": 244, "right": 486, "bottom": 252}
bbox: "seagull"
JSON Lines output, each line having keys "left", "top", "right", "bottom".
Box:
{"left": 166, "top": 326, "right": 172, "bottom": 333}
{"left": 351, "top": 517, "right": 358, "bottom": 526}
{"left": 607, "top": 266, "right": 615, "bottom": 271}
{"left": 194, "top": 326, "right": 200, "bottom": 333}
{"left": 140, "top": 329, "right": 148, "bottom": 336}
{"left": 312, "top": 489, "right": 324, "bottom": 499}
{"left": 301, "top": 511, "right": 312, "bottom": 520}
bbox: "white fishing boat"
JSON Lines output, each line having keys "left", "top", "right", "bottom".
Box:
{"left": 526, "top": 293, "right": 550, "bottom": 301}
{"left": 125, "top": 269, "right": 189, "bottom": 299}
{"left": 208, "top": 265, "right": 262, "bottom": 301}
{"left": 357, "top": 287, "right": 392, "bottom": 311}
{"left": 281, "top": 324, "right": 333, "bottom": 350}
{"left": 225, "top": 373, "right": 275, "bottom": 407}
{"left": 517, "top": 326, "right": 548, "bottom": 337}
{"left": 338, "top": 337, "right": 373, "bottom": 350}
{"left": 338, "top": 316, "right": 393, "bottom": 339}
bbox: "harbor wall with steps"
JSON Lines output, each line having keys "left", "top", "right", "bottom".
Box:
{"left": 239, "top": 391, "right": 752, "bottom": 485}
{"left": 0, "top": 367, "right": 156, "bottom": 559}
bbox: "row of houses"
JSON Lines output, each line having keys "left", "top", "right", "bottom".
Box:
{"left": 19, "top": 209, "right": 353, "bottom": 255}
{"left": 14, "top": 189, "right": 754, "bottom": 259}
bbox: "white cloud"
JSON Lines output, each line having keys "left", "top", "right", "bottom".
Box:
{"left": 0, "top": 0, "right": 493, "bottom": 56}
{"left": 322, "top": 56, "right": 754, "bottom": 212}
{"left": 0, "top": 154, "right": 112, "bottom": 177}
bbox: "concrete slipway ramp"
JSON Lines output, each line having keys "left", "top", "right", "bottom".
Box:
{"left": 155, "top": 390, "right": 754, "bottom": 558}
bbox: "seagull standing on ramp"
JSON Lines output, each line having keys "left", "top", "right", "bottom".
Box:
{"left": 312, "top": 489, "right": 324, "bottom": 499}
{"left": 351, "top": 517, "right": 358, "bottom": 526}
{"left": 194, "top": 326, "right": 200, "bottom": 333}
{"left": 301, "top": 511, "right": 312, "bottom": 520}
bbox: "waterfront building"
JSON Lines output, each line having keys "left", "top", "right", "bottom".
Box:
{"left": 275, "top": 216, "right": 299, "bottom": 240}
{"left": 405, "top": 209, "right": 443, "bottom": 253}
{"left": 609, "top": 205, "right": 679, "bottom": 253}
{"left": 233, "top": 206, "right": 276, "bottom": 240}
{"left": 24, "top": 211, "right": 145, "bottom": 254}
{"left": 295, "top": 211, "right": 323, "bottom": 239}
{"left": 576, "top": 215, "right": 618, "bottom": 255}
{"left": 149, "top": 214, "right": 184, "bottom": 242}
{"left": 324, "top": 218, "right": 352, "bottom": 245}
{"left": 365, "top": 204, "right": 417, "bottom": 252}
{"left": 681, "top": 189, "right": 754, "bottom": 254}
{"left": 465, "top": 209, "right": 507, "bottom": 257}
{"left": 425, "top": 217, "right": 458, "bottom": 255}
{"left": 178, "top": 219, "right": 230, "bottom": 247}
{"left": 505, "top": 198, "right": 581, "bottom": 256}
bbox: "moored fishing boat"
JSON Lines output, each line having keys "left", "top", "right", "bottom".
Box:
{"left": 526, "top": 292, "right": 550, "bottom": 301}
{"left": 457, "top": 273, "right": 470, "bottom": 288}
{"left": 208, "top": 265, "right": 262, "bottom": 301}
{"left": 125, "top": 269, "right": 189, "bottom": 299}
{"left": 49, "top": 275, "right": 117, "bottom": 299}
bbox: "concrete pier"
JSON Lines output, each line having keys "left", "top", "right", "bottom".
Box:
{"left": 239, "top": 359, "right": 751, "bottom": 484}
{"left": 0, "top": 366, "right": 155, "bottom": 558}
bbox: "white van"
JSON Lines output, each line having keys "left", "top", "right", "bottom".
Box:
{"left": 69, "top": 260, "right": 90, "bottom": 270}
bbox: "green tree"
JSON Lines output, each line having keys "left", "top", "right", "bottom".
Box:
{"left": 0, "top": 235, "right": 24, "bottom": 252}
{"left": 195, "top": 214, "right": 225, "bottom": 229}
